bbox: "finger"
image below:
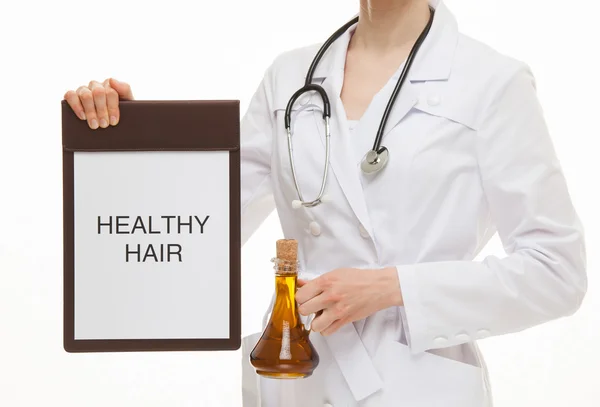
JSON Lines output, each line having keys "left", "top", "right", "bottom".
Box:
{"left": 105, "top": 87, "right": 120, "bottom": 126}
{"left": 77, "top": 86, "right": 98, "bottom": 129}
{"left": 89, "top": 81, "right": 109, "bottom": 128}
{"left": 109, "top": 77, "right": 134, "bottom": 100}
{"left": 321, "top": 319, "right": 346, "bottom": 336}
{"left": 102, "top": 79, "right": 120, "bottom": 126}
{"left": 64, "top": 90, "right": 87, "bottom": 121}
{"left": 310, "top": 309, "right": 338, "bottom": 334}
{"left": 297, "top": 279, "right": 308, "bottom": 288}
{"left": 298, "top": 292, "right": 330, "bottom": 316}
{"left": 296, "top": 279, "right": 324, "bottom": 305}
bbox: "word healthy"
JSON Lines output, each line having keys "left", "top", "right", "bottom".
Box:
{"left": 97, "top": 215, "right": 210, "bottom": 263}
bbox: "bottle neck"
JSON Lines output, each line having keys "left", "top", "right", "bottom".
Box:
{"left": 269, "top": 257, "right": 300, "bottom": 320}
{"left": 269, "top": 256, "right": 300, "bottom": 326}
{"left": 273, "top": 272, "right": 298, "bottom": 307}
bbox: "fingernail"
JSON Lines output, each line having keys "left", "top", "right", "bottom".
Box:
{"left": 79, "top": 111, "right": 86, "bottom": 120}
{"left": 100, "top": 118, "right": 108, "bottom": 128}
{"left": 110, "top": 116, "right": 118, "bottom": 126}
{"left": 90, "top": 119, "right": 99, "bottom": 129}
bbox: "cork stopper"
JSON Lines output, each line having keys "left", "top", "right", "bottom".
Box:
{"left": 276, "top": 239, "right": 298, "bottom": 261}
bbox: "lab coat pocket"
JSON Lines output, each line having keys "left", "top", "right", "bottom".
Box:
{"left": 368, "top": 339, "right": 486, "bottom": 407}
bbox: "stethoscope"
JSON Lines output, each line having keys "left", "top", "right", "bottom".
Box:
{"left": 286, "top": 6, "right": 435, "bottom": 209}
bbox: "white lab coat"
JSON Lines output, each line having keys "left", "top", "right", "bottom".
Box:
{"left": 239, "top": 0, "right": 587, "bottom": 406}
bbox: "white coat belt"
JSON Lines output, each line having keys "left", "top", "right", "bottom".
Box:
{"left": 321, "top": 322, "right": 384, "bottom": 401}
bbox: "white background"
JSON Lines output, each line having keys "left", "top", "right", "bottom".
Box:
{"left": 0, "top": 0, "right": 598, "bottom": 406}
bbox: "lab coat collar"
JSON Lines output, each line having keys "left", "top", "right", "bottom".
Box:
{"left": 308, "top": 0, "right": 458, "bottom": 83}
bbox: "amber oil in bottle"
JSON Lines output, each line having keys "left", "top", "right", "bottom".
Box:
{"left": 249, "top": 239, "right": 319, "bottom": 379}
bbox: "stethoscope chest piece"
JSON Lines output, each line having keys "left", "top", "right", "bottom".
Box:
{"left": 361, "top": 147, "right": 389, "bottom": 174}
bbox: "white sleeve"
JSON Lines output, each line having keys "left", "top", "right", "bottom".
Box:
{"left": 397, "top": 64, "right": 587, "bottom": 354}
{"left": 240, "top": 64, "right": 278, "bottom": 246}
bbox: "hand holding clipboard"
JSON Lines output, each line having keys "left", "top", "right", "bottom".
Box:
{"left": 64, "top": 77, "right": 134, "bottom": 130}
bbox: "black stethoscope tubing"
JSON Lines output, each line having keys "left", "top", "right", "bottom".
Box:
{"left": 284, "top": 7, "right": 436, "bottom": 208}
{"left": 286, "top": 6, "right": 435, "bottom": 153}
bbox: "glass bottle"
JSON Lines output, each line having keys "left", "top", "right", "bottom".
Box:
{"left": 250, "top": 239, "right": 319, "bottom": 379}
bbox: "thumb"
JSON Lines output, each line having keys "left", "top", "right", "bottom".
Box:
{"left": 109, "top": 77, "right": 134, "bottom": 100}
{"left": 297, "top": 278, "right": 308, "bottom": 288}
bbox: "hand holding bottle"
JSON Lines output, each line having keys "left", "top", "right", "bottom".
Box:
{"left": 296, "top": 267, "right": 403, "bottom": 336}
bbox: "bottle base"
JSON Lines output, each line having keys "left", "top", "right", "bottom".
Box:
{"left": 256, "top": 370, "right": 312, "bottom": 379}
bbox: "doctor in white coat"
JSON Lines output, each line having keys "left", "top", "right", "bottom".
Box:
{"left": 64, "top": 0, "right": 587, "bottom": 406}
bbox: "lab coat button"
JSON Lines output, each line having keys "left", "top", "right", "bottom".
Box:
{"left": 476, "top": 329, "right": 491, "bottom": 339}
{"left": 358, "top": 223, "right": 369, "bottom": 238}
{"left": 309, "top": 221, "right": 321, "bottom": 236}
{"left": 433, "top": 336, "right": 448, "bottom": 346}
{"left": 455, "top": 333, "right": 470, "bottom": 342}
{"left": 427, "top": 95, "right": 441, "bottom": 106}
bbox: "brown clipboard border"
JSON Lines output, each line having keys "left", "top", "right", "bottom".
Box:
{"left": 62, "top": 100, "right": 241, "bottom": 352}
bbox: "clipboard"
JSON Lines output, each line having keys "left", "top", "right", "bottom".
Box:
{"left": 61, "top": 99, "right": 241, "bottom": 353}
